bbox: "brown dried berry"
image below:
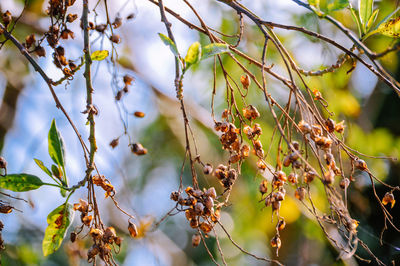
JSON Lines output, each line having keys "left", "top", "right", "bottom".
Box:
{"left": 113, "top": 16, "right": 123, "bottom": 29}
{"left": 203, "top": 163, "right": 213, "bottom": 175}
{"left": 259, "top": 179, "right": 268, "bottom": 195}
{"left": 36, "top": 46, "right": 46, "bottom": 57}
{"left": 131, "top": 143, "right": 147, "bottom": 155}
{"left": 339, "top": 178, "right": 350, "bottom": 190}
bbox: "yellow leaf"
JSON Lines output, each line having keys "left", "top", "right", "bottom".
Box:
{"left": 377, "top": 17, "right": 400, "bottom": 38}
{"left": 91, "top": 50, "right": 109, "bottom": 61}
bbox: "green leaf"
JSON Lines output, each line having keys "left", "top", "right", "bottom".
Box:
{"left": 359, "top": 0, "right": 374, "bottom": 31}
{"left": 309, "top": 0, "right": 320, "bottom": 9}
{"left": 48, "top": 119, "right": 65, "bottom": 170}
{"left": 42, "top": 203, "right": 74, "bottom": 256}
{"left": 0, "top": 174, "right": 44, "bottom": 192}
{"left": 184, "top": 42, "right": 201, "bottom": 69}
{"left": 202, "top": 43, "right": 230, "bottom": 59}
{"left": 90, "top": 50, "right": 109, "bottom": 61}
{"left": 366, "top": 9, "right": 379, "bottom": 31}
{"left": 327, "top": 0, "right": 349, "bottom": 12}
{"left": 376, "top": 17, "right": 400, "bottom": 38}
{"left": 158, "top": 33, "right": 179, "bottom": 57}
{"left": 350, "top": 6, "right": 363, "bottom": 37}
{"left": 34, "top": 158, "right": 52, "bottom": 177}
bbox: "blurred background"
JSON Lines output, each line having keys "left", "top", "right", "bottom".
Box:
{"left": 0, "top": 0, "right": 399, "bottom": 265}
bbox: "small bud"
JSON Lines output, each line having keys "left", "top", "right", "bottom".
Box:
{"left": 354, "top": 159, "right": 367, "bottom": 171}
{"left": 109, "top": 138, "right": 119, "bottom": 148}
{"left": 110, "top": 34, "right": 121, "bottom": 44}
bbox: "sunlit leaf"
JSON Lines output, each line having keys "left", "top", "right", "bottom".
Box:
{"left": 202, "top": 43, "right": 230, "bottom": 59}
{"left": 376, "top": 17, "right": 400, "bottom": 38}
{"left": 359, "top": 0, "right": 374, "bottom": 31}
{"left": 350, "top": 6, "right": 363, "bottom": 37}
{"left": 158, "top": 33, "right": 179, "bottom": 57}
{"left": 34, "top": 158, "right": 52, "bottom": 177}
{"left": 366, "top": 9, "right": 379, "bottom": 31}
{"left": 327, "top": 0, "right": 349, "bottom": 12}
{"left": 48, "top": 119, "right": 65, "bottom": 169}
{"left": 42, "top": 203, "right": 74, "bottom": 256}
{"left": 184, "top": 42, "right": 201, "bottom": 68}
{"left": 308, "top": 0, "right": 320, "bottom": 8}
{"left": 0, "top": 174, "right": 44, "bottom": 192}
{"left": 90, "top": 50, "right": 109, "bottom": 61}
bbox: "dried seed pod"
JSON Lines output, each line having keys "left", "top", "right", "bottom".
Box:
{"left": 324, "top": 152, "right": 335, "bottom": 167}
{"left": 190, "top": 219, "right": 199, "bottom": 228}
{"left": 89, "top": 228, "right": 103, "bottom": 239}
{"left": 128, "top": 221, "right": 138, "bottom": 238}
{"left": 36, "top": 46, "right": 46, "bottom": 57}
{"left": 95, "top": 24, "right": 107, "bottom": 33}
{"left": 2, "top": 11, "right": 12, "bottom": 27}
{"left": 192, "top": 189, "right": 203, "bottom": 198}
{"left": 311, "top": 124, "right": 322, "bottom": 137}
{"left": 273, "top": 191, "right": 285, "bottom": 201}
{"left": 240, "top": 74, "right": 250, "bottom": 89}
{"left": 185, "top": 208, "right": 196, "bottom": 220}
{"left": 112, "top": 16, "right": 123, "bottom": 29}
{"left": 109, "top": 138, "right": 119, "bottom": 148}
{"left": 202, "top": 163, "right": 212, "bottom": 175}
{"left": 211, "top": 208, "right": 221, "bottom": 222}
{"left": 325, "top": 118, "right": 335, "bottom": 133}
{"left": 275, "top": 171, "right": 287, "bottom": 182}
{"left": 192, "top": 234, "right": 201, "bottom": 247}
{"left": 242, "top": 105, "right": 260, "bottom": 120}
{"left": 123, "top": 75, "right": 134, "bottom": 85}
{"left": 134, "top": 111, "right": 145, "bottom": 118}
{"left": 288, "top": 173, "right": 298, "bottom": 184}
{"left": 243, "top": 125, "right": 253, "bottom": 138}
{"left": 200, "top": 222, "right": 212, "bottom": 233}
{"left": 295, "top": 187, "right": 306, "bottom": 201}
{"left": 170, "top": 191, "right": 180, "bottom": 201}
{"left": 324, "top": 170, "right": 335, "bottom": 185}
{"left": 82, "top": 215, "right": 93, "bottom": 226}
{"left": 252, "top": 123, "right": 262, "bottom": 136}
{"left": 270, "top": 235, "right": 281, "bottom": 249}
{"left": 354, "top": 159, "right": 367, "bottom": 171}
{"left": 131, "top": 143, "right": 147, "bottom": 155}
{"left": 292, "top": 141, "right": 300, "bottom": 150}
{"left": 115, "top": 90, "right": 123, "bottom": 101}
{"left": 205, "top": 187, "right": 217, "bottom": 199}
{"left": 110, "top": 34, "right": 121, "bottom": 43}
{"left": 259, "top": 179, "right": 268, "bottom": 195}
{"left": 272, "top": 201, "right": 281, "bottom": 212}
{"left": 335, "top": 120, "right": 345, "bottom": 134}
{"left": 103, "top": 227, "right": 117, "bottom": 243}
{"left": 70, "top": 232, "right": 77, "bottom": 242}
{"left": 204, "top": 196, "right": 214, "bottom": 210}
{"left": 283, "top": 155, "right": 291, "bottom": 167}
{"left": 257, "top": 159, "right": 267, "bottom": 171}
{"left": 127, "top": 13, "right": 136, "bottom": 20}
{"left": 194, "top": 202, "right": 204, "bottom": 215}
{"left": 114, "top": 236, "right": 122, "bottom": 246}
{"left": 382, "top": 192, "right": 395, "bottom": 208}
{"left": 229, "top": 153, "right": 241, "bottom": 164}
{"left": 87, "top": 244, "right": 100, "bottom": 261}
{"left": 25, "top": 34, "right": 36, "bottom": 48}
{"left": 298, "top": 120, "right": 311, "bottom": 134}
{"left": 304, "top": 170, "right": 316, "bottom": 183}
{"left": 277, "top": 219, "right": 286, "bottom": 231}
{"left": 66, "top": 13, "right": 78, "bottom": 23}
{"left": 339, "top": 178, "right": 350, "bottom": 190}
{"left": 0, "top": 203, "right": 12, "bottom": 214}
{"left": 241, "top": 144, "right": 250, "bottom": 158}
